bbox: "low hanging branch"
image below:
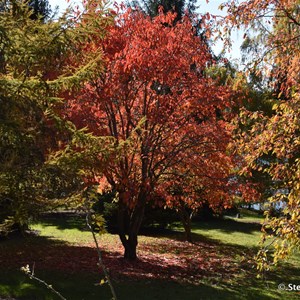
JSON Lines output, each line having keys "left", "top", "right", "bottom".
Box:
{"left": 21, "top": 264, "right": 66, "bottom": 300}
{"left": 85, "top": 211, "right": 118, "bottom": 300}
{"left": 21, "top": 211, "right": 117, "bottom": 300}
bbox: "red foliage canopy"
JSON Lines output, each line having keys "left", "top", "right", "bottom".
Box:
{"left": 66, "top": 8, "right": 241, "bottom": 258}
{"left": 67, "top": 8, "right": 235, "bottom": 204}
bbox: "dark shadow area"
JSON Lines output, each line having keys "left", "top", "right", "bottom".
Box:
{"left": 0, "top": 223, "right": 299, "bottom": 300}
{"left": 35, "top": 212, "right": 89, "bottom": 232}
{"left": 138, "top": 221, "right": 261, "bottom": 258}
{"left": 0, "top": 268, "right": 264, "bottom": 300}
{"left": 35, "top": 212, "right": 262, "bottom": 240}
{"left": 138, "top": 217, "right": 262, "bottom": 245}
{"left": 139, "top": 225, "right": 184, "bottom": 237}
{"left": 139, "top": 232, "right": 257, "bottom": 261}
{"left": 36, "top": 212, "right": 180, "bottom": 235}
{"left": 32, "top": 214, "right": 262, "bottom": 260}
{"left": 0, "top": 232, "right": 247, "bottom": 281}
{"left": 190, "top": 218, "right": 262, "bottom": 235}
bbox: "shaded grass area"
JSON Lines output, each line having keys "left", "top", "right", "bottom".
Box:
{"left": 0, "top": 269, "right": 271, "bottom": 300}
{"left": 185, "top": 218, "right": 262, "bottom": 248}
{"left": 225, "top": 208, "right": 265, "bottom": 223}
{"left": 0, "top": 212, "right": 299, "bottom": 300}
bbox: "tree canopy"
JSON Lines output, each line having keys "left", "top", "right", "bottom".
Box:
{"left": 222, "top": 0, "right": 300, "bottom": 270}
{"left": 0, "top": 0, "right": 113, "bottom": 234}
{"left": 66, "top": 8, "right": 238, "bottom": 259}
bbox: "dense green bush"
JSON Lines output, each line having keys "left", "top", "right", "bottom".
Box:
{"left": 93, "top": 192, "right": 179, "bottom": 231}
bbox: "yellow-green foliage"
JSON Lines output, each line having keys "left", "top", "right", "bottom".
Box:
{"left": 0, "top": 0, "right": 113, "bottom": 234}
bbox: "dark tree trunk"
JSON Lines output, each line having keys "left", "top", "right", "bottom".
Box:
{"left": 123, "top": 235, "right": 138, "bottom": 260}
{"left": 118, "top": 190, "right": 147, "bottom": 260}
{"left": 117, "top": 146, "right": 149, "bottom": 260}
{"left": 11, "top": 222, "right": 29, "bottom": 236}
{"left": 183, "top": 218, "right": 192, "bottom": 243}
{"left": 178, "top": 204, "right": 193, "bottom": 243}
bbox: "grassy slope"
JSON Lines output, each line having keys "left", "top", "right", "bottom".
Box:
{"left": 0, "top": 211, "right": 299, "bottom": 300}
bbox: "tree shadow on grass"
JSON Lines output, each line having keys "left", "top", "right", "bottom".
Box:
{"left": 0, "top": 234, "right": 242, "bottom": 281}
{"left": 189, "top": 218, "right": 262, "bottom": 235}
{"left": 0, "top": 269, "right": 262, "bottom": 300}
{"left": 30, "top": 215, "right": 266, "bottom": 276}
{"left": 32, "top": 214, "right": 262, "bottom": 271}
{"left": 138, "top": 223, "right": 259, "bottom": 257}
{"left": 36, "top": 213, "right": 262, "bottom": 235}
{"left": 0, "top": 231, "right": 299, "bottom": 300}
{"left": 136, "top": 217, "right": 262, "bottom": 252}
{"left": 140, "top": 231, "right": 255, "bottom": 257}
{"left": 35, "top": 212, "right": 88, "bottom": 232}
{"left": 0, "top": 231, "right": 257, "bottom": 283}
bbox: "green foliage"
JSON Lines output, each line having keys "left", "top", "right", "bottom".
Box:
{"left": 234, "top": 94, "right": 300, "bottom": 271}
{"left": 143, "top": 206, "right": 179, "bottom": 229}
{"left": 92, "top": 191, "right": 179, "bottom": 231}
{"left": 220, "top": 1, "right": 300, "bottom": 268}
{"left": 0, "top": 0, "right": 113, "bottom": 235}
{"left": 92, "top": 191, "right": 118, "bottom": 230}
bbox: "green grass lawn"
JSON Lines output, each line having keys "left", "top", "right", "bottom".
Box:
{"left": 0, "top": 211, "right": 299, "bottom": 300}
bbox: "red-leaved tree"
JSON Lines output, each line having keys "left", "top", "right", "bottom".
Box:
{"left": 66, "top": 8, "right": 236, "bottom": 259}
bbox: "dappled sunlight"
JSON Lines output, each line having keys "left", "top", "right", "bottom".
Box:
{"left": 0, "top": 231, "right": 254, "bottom": 286}
{"left": 1, "top": 218, "right": 299, "bottom": 300}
